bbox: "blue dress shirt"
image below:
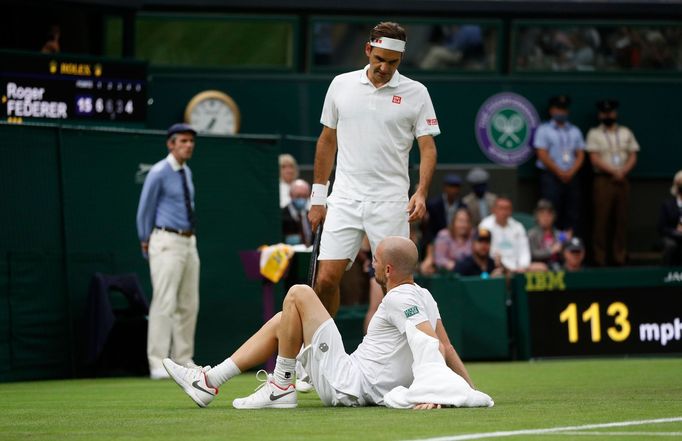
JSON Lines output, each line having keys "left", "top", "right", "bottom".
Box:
{"left": 533, "top": 120, "right": 585, "bottom": 171}
{"left": 136, "top": 154, "right": 195, "bottom": 242}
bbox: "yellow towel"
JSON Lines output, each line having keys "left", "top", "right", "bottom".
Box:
{"left": 259, "top": 244, "right": 294, "bottom": 283}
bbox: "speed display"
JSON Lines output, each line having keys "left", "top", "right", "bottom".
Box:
{"left": 521, "top": 270, "right": 682, "bottom": 358}
{"left": 1, "top": 50, "right": 147, "bottom": 124}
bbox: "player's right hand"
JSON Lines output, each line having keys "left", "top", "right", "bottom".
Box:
{"left": 308, "top": 205, "right": 327, "bottom": 231}
{"left": 413, "top": 403, "right": 442, "bottom": 410}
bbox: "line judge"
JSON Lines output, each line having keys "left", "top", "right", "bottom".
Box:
{"left": 136, "top": 123, "right": 201, "bottom": 379}
{"left": 308, "top": 21, "right": 440, "bottom": 316}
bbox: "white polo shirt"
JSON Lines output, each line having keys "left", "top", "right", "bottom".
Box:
{"left": 350, "top": 283, "right": 441, "bottom": 405}
{"left": 479, "top": 214, "right": 531, "bottom": 271}
{"left": 320, "top": 65, "right": 440, "bottom": 202}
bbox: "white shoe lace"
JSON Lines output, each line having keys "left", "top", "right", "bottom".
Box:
{"left": 251, "top": 369, "right": 271, "bottom": 392}
{"left": 178, "top": 364, "right": 202, "bottom": 384}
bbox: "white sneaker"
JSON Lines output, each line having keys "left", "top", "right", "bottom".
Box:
{"left": 232, "top": 370, "right": 297, "bottom": 409}
{"left": 296, "top": 378, "right": 314, "bottom": 393}
{"left": 150, "top": 367, "right": 170, "bottom": 380}
{"left": 163, "top": 358, "right": 218, "bottom": 408}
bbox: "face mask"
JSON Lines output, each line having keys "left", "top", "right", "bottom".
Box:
{"left": 600, "top": 117, "right": 616, "bottom": 127}
{"left": 552, "top": 114, "right": 568, "bottom": 124}
{"left": 292, "top": 198, "right": 307, "bottom": 211}
{"left": 473, "top": 183, "right": 487, "bottom": 198}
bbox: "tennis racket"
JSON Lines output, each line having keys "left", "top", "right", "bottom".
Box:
{"left": 307, "top": 224, "right": 322, "bottom": 287}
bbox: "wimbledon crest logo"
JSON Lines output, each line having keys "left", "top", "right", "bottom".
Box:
{"left": 475, "top": 92, "right": 539, "bottom": 166}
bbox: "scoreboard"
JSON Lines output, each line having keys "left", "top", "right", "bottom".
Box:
{"left": 1, "top": 50, "right": 146, "bottom": 124}
{"left": 517, "top": 269, "right": 682, "bottom": 358}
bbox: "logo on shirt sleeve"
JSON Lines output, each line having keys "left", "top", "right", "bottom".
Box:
{"left": 426, "top": 118, "right": 438, "bottom": 126}
{"left": 392, "top": 95, "right": 402, "bottom": 104}
{"left": 404, "top": 306, "right": 420, "bottom": 318}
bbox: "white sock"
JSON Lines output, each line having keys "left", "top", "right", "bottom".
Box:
{"left": 206, "top": 357, "right": 241, "bottom": 388}
{"left": 274, "top": 356, "right": 296, "bottom": 387}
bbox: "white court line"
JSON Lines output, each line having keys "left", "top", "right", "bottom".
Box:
{"left": 552, "top": 431, "right": 682, "bottom": 437}
{"left": 402, "top": 417, "right": 682, "bottom": 441}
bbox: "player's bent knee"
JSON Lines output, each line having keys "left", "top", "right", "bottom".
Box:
{"left": 284, "top": 284, "right": 316, "bottom": 306}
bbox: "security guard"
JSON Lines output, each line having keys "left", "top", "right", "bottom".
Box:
{"left": 586, "top": 99, "right": 639, "bottom": 266}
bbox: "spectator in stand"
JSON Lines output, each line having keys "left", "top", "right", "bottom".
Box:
{"left": 279, "top": 154, "right": 299, "bottom": 209}
{"left": 462, "top": 167, "right": 497, "bottom": 227}
{"left": 480, "top": 196, "right": 545, "bottom": 272}
{"left": 41, "top": 25, "right": 61, "bottom": 54}
{"left": 658, "top": 170, "right": 682, "bottom": 266}
{"left": 282, "top": 179, "right": 313, "bottom": 246}
{"left": 527, "top": 199, "right": 569, "bottom": 271}
{"left": 422, "top": 173, "right": 466, "bottom": 275}
{"left": 455, "top": 228, "right": 504, "bottom": 278}
{"left": 562, "top": 237, "right": 586, "bottom": 271}
{"left": 412, "top": 222, "right": 437, "bottom": 276}
{"left": 533, "top": 95, "right": 585, "bottom": 234}
{"left": 586, "top": 99, "right": 639, "bottom": 266}
{"left": 433, "top": 207, "right": 474, "bottom": 271}
{"left": 425, "top": 173, "right": 467, "bottom": 243}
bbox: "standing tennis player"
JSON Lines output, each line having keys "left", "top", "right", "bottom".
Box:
{"left": 309, "top": 22, "right": 439, "bottom": 316}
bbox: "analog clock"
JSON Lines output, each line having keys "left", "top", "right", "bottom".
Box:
{"left": 184, "top": 90, "right": 241, "bottom": 135}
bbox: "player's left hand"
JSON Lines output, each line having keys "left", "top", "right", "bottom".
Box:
{"left": 406, "top": 193, "right": 426, "bottom": 222}
{"left": 413, "top": 403, "right": 442, "bottom": 410}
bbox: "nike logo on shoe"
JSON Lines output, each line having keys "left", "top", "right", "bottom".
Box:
{"left": 192, "top": 380, "right": 216, "bottom": 396}
{"left": 269, "top": 389, "right": 296, "bottom": 401}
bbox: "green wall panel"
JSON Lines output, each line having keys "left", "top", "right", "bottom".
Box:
{"left": 0, "top": 125, "right": 63, "bottom": 253}
{"left": 58, "top": 128, "right": 282, "bottom": 366}
{"left": 148, "top": 72, "right": 682, "bottom": 178}
{"left": 0, "top": 123, "right": 282, "bottom": 380}
{"left": 0, "top": 256, "right": 9, "bottom": 374}
{"left": 5, "top": 252, "right": 71, "bottom": 381}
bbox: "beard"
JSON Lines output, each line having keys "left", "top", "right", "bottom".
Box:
{"left": 375, "top": 274, "right": 388, "bottom": 295}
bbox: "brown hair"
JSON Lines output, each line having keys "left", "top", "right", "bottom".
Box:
{"left": 369, "top": 22, "right": 406, "bottom": 43}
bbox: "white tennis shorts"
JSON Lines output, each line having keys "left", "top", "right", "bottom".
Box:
{"left": 318, "top": 195, "right": 409, "bottom": 263}
{"left": 297, "top": 318, "right": 367, "bottom": 407}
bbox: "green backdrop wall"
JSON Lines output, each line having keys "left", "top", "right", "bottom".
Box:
{"left": 147, "top": 70, "right": 682, "bottom": 178}
{"left": 0, "top": 123, "right": 281, "bottom": 381}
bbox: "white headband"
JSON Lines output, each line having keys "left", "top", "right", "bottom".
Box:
{"left": 370, "top": 37, "right": 406, "bottom": 53}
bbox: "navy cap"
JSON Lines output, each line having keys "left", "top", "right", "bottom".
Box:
{"left": 596, "top": 99, "right": 619, "bottom": 112}
{"left": 167, "top": 123, "right": 197, "bottom": 139}
{"left": 549, "top": 95, "right": 571, "bottom": 109}
{"left": 443, "top": 173, "right": 462, "bottom": 186}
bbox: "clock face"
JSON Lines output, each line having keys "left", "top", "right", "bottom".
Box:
{"left": 185, "top": 91, "right": 240, "bottom": 135}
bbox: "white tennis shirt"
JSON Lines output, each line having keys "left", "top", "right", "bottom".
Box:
{"left": 479, "top": 214, "right": 531, "bottom": 271}
{"left": 320, "top": 65, "right": 440, "bottom": 202}
{"left": 350, "top": 283, "right": 441, "bottom": 405}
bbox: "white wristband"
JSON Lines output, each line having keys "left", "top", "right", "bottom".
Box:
{"left": 310, "top": 183, "right": 328, "bottom": 206}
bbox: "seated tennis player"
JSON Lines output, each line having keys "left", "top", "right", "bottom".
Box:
{"left": 163, "top": 236, "right": 476, "bottom": 409}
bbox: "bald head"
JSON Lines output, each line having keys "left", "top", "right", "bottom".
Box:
{"left": 289, "top": 179, "right": 311, "bottom": 198}
{"left": 377, "top": 236, "right": 418, "bottom": 277}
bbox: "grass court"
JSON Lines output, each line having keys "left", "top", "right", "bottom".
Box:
{"left": 1, "top": 358, "right": 681, "bottom": 440}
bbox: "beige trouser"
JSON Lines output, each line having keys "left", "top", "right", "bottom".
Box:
{"left": 147, "top": 229, "right": 200, "bottom": 371}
